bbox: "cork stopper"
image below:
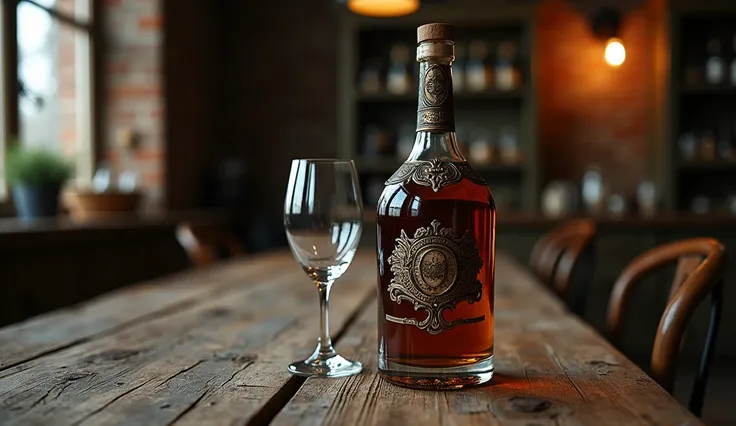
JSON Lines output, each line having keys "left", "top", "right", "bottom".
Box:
{"left": 417, "top": 23, "right": 454, "bottom": 44}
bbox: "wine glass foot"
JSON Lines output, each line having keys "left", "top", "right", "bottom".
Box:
{"left": 288, "top": 352, "right": 363, "bottom": 378}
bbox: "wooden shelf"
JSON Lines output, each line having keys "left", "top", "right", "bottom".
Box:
{"left": 680, "top": 84, "right": 736, "bottom": 95}
{"left": 357, "top": 89, "right": 525, "bottom": 103}
{"left": 677, "top": 160, "right": 736, "bottom": 171}
{"left": 356, "top": 156, "right": 524, "bottom": 174}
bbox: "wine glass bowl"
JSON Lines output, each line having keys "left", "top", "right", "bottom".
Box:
{"left": 284, "top": 159, "right": 364, "bottom": 377}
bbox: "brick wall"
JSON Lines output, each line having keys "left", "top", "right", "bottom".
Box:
{"left": 104, "top": 0, "right": 164, "bottom": 210}
{"left": 538, "top": 0, "right": 658, "bottom": 197}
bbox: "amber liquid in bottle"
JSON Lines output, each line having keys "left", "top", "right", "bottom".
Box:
{"left": 376, "top": 24, "right": 496, "bottom": 389}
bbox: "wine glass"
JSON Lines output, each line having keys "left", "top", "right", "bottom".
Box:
{"left": 284, "top": 159, "right": 364, "bottom": 377}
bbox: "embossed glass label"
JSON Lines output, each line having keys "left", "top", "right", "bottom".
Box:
{"left": 386, "top": 220, "right": 484, "bottom": 335}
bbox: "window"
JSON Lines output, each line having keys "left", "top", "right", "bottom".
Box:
{"left": 0, "top": 0, "right": 97, "bottom": 201}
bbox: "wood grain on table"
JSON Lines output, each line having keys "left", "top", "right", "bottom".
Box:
{"left": 0, "top": 251, "right": 702, "bottom": 425}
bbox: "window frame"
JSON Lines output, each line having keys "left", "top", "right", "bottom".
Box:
{"left": 0, "top": 0, "right": 102, "bottom": 213}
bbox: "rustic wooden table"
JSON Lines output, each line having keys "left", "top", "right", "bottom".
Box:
{"left": 0, "top": 251, "right": 702, "bottom": 425}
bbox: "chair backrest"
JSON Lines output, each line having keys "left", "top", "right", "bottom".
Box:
{"left": 606, "top": 238, "right": 727, "bottom": 416}
{"left": 176, "top": 222, "right": 244, "bottom": 268}
{"left": 529, "top": 218, "right": 597, "bottom": 301}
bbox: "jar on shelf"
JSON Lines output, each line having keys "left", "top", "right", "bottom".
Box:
{"left": 541, "top": 180, "right": 578, "bottom": 218}
{"left": 637, "top": 180, "right": 657, "bottom": 217}
{"left": 358, "top": 57, "right": 383, "bottom": 94}
{"left": 386, "top": 44, "right": 412, "bottom": 95}
{"left": 692, "top": 195, "right": 712, "bottom": 214}
{"left": 607, "top": 194, "right": 627, "bottom": 217}
{"left": 466, "top": 39, "right": 492, "bottom": 92}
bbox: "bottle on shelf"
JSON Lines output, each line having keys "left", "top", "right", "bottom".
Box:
{"left": 718, "top": 124, "right": 734, "bottom": 162}
{"left": 731, "top": 34, "right": 736, "bottom": 86}
{"left": 363, "top": 124, "right": 394, "bottom": 158}
{"left": 376, "top": 23, "right": 496, "bottom": 390}
{"left": 386, "top": 44, "right": 413, "bottom": 95}
{"left": 581, "top": 165, "right": 606, "bottom": 215}
{"left": 678, "top": 132, "right": 698, "bottom": 162}
{"left": 692, "top": 195, "right": 712, "bottom": 214}
{"left": 396, "top": 124, "right": 415, "bottom": 159}
{"left": 637, "top": 179, "right": 657, "bottom": 217}
{"left": 468, "top": 127, "right": 494, "bottom": 165}
{"left": 358, "top": 57, "right": 384, "bottom": 94}
{"left": 466, "top": 39, "right": 492, "bottom": 92}
{"left": 365, "top": 176, "right": 386, "bottom": 207}
{"left": 453, "top": 42, "right": 466, "bottom": 93}
{"left": 495, "top": 41, "right": 520, "bottom": 91}
{"left": 498, "top": 127, "right": 521, "bottom": 164}
{"left": 706, "top": 37, "right": 724, "bottom": 85}
{"left": 700, "top": 130, "right": 717, "bottom": 161}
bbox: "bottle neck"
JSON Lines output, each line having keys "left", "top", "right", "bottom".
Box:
{"left": 410, "top": 41, "right": 464, "bottom": 163}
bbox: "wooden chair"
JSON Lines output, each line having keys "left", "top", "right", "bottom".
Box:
{"left": 606, "top": 238, "right": 727, "bottom": 417}
{"left": 176, "top": 222, "right": 244, "bottom": 268}
{"left": 529, "top": 218, "right": 597, "bottom": 314}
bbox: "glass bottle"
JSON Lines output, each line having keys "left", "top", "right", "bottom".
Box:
{"left": 376, "top": 23, "right": 496, "bottom": 389}
{"left": 731, "top": 34, "right": 736, "bottom": 86}
{"left": 387, "top": 44, "right": 413, "bottom": 95}
{"left": 706, "top": 38, "right": 724, "bottom": 85}
{"left": 466, "top": 39, "right": 491, "bottom": 92}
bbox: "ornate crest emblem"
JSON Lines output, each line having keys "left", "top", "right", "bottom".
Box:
{"left": 386, "top": 220, "right": 484, "bottom": 335}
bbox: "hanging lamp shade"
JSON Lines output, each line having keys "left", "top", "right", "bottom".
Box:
{"left": 346, "top": 0, "right": 419, "bottom": 18}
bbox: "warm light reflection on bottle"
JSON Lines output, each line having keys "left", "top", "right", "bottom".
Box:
{"left": 604, "top": 38, "right": 626, "bottom": 67}
{"left": 347, "top": 0, "right": 419, "bottom": 17}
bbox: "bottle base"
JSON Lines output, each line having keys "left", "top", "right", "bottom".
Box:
{"left": 378, "top": 355, "right": 493, "bottom": 390}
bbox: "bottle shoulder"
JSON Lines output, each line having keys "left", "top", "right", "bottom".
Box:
{"left": 377, "top": 179, "right": 495, "bottom": 218}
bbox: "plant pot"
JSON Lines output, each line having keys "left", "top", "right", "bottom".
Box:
{"left": 63, "top": 190, "right": 142, "bottom": 221}
{"left": 12, "top": 183, "right": 62, "bottom": 220}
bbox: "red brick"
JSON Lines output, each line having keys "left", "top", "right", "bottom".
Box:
{"left": 138, "top": 16, "right": 162, "bottom": 30}
{"left": 135, "top": 147, "right": 163, "bottom": 161}
{"left": 108, "top": 86, "right": 161, "bottom": 99}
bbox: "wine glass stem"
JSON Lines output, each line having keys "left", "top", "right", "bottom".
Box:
{"left": 317, "top": 281, "right": 335, "bottom": 356}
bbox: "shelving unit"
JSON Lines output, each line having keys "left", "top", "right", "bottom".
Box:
{"left": 668, "top": 1, "right": 736, "bottom": 212}
{"left": 336, "top": 0, "right": 539, "bottom": 213}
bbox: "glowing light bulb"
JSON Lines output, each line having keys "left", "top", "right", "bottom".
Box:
{"left": 347, "top": 0, "right": 419, "bottom": 18}
{"left": 604, "top": 38, "right": 626, "bottom": 67}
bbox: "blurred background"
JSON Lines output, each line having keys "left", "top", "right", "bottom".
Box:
{"left": 1, "top": 0, "right": 736, "bottom": 422}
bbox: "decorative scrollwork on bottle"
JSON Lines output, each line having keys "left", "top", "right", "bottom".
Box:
{"left": 385, "top": 220, "right": 484, "bottom": 335}
{"left": 385, "top": 159, "right": 486, "bottom": 192}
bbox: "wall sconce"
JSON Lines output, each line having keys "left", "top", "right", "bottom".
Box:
{"left": 342, "top": 0, "right": 420, "bottom": 17}
{"left": 590, "top": 7, "right": 625, "bottom": 67}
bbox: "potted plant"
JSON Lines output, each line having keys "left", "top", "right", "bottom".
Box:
{"left": 5, "top": 146, "right": 74, "bottom": 220}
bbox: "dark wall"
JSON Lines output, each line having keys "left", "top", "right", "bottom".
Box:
{"left": 163, "top": 0, "right": 224, "bottom": 210}
{"left": 220, "top": 0, "right": 339, "bottom": 213}
{"left": 164, "top": 0, "right": 340, "bottom": 217}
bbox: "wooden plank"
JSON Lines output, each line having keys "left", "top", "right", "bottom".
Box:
{"left": 0, "top": 253, "right": 375, "bottom": 426}
{"left": 272, "top": 254, "right": 703, "bottom": 426}
{"left": 0, "top": 252, "right": 287, "bottom": 371}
